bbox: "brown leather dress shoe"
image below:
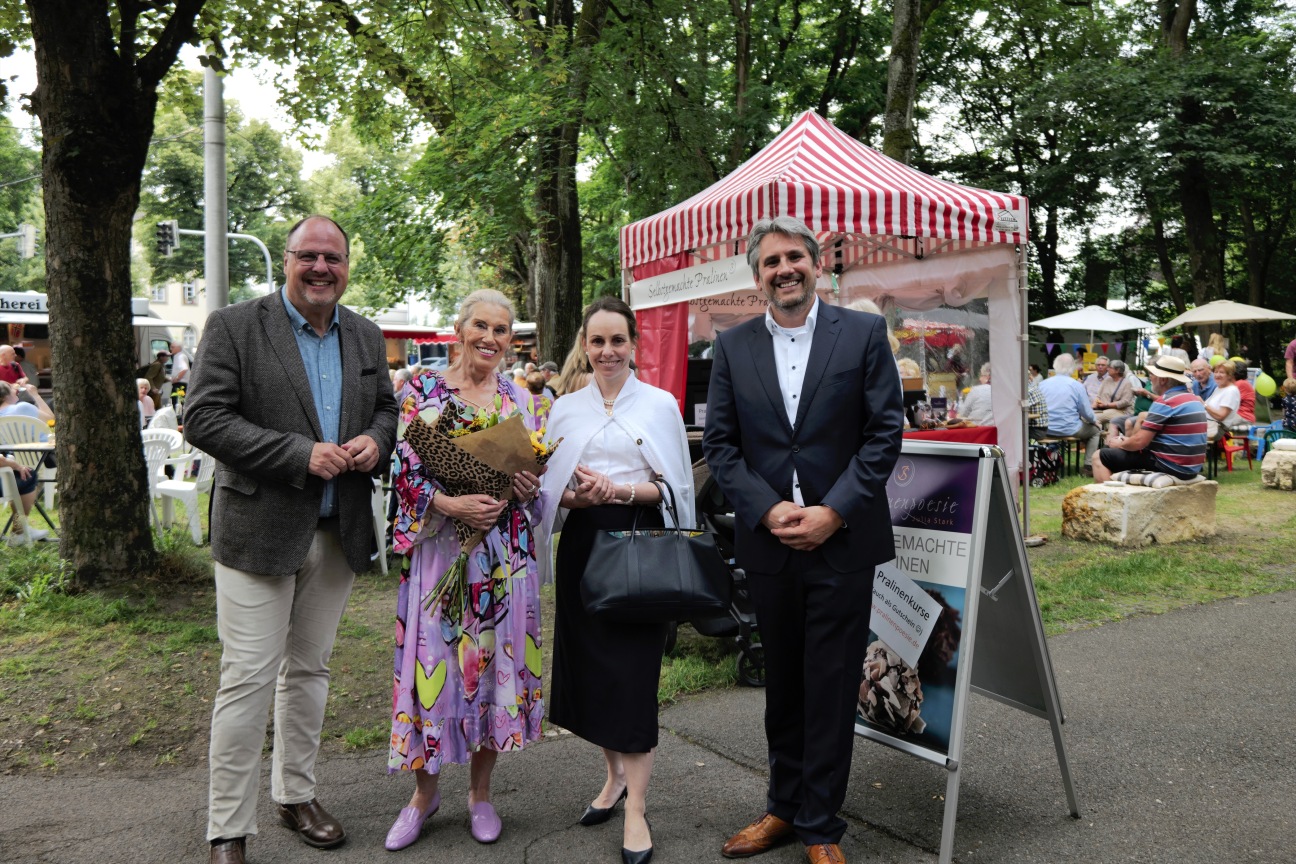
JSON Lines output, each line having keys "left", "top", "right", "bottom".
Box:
{"left": 721, "top": 813, "right": 794, "bottom": 858}
{"left": 277, "top": 798, "right": 347, "bottom": 849}
{"left": 209, "top": 837, "right": 245, "bottom": 864}
{"left": 805, "top": 844, "right": 846, "bottom": 864}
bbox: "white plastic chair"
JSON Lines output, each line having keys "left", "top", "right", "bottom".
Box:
{"left": 0, "top": 415, "right": 56, "bottom": 531}
{"left": 372, "top": 477, "right": 389, "bottom": 575}
{"left": 0, "top": 466, "right": 31, "bottom": 544}
{"left": 141, "top": 437, "right": 175, "bottom": 529}
{"left": 156, "top": 448, "right": 215, "bottom": 544}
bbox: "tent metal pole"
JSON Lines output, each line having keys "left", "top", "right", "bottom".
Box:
{"left": 1017, "top": 244, "right": 1033, "bottom": 538}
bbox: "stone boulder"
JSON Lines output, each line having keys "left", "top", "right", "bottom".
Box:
{"left": 1062, "top": 481, "right": 1218, "bottom": 547}
{"left": 1261, "top": 448, "right": 1296, "bottom": 490}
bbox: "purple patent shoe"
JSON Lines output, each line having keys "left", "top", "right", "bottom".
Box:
{"left": 384, "top": 791, "right": 440, "bottom": 851}
{"left": 469, "top": 801, "right": 502, "bottom": 844}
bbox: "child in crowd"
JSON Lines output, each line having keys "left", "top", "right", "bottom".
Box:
{"left": 1282, "top": 378, "right": 1296, "bottom": 430}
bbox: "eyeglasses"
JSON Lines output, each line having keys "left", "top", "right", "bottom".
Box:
{"left": 287, "top": 250, "right": 348, "bottom": 267}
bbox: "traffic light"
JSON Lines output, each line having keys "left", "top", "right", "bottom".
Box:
{"left": 17, "top": 223, "right": 36, "bottom": 259}
{"left": 155, "top": 220, "right": 179, "bottom": 256}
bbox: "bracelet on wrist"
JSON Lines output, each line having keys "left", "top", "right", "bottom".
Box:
{"left": 625, "top": 482, "right": 636, "bottom": 506}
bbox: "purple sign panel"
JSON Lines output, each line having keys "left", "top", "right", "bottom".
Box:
{"left": 886, "top": 453, "right": 980, "bottom": 535}
{"left": 857, "top": 452, "right": 982, "bottom": 759}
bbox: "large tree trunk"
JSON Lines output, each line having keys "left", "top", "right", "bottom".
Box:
{"left": 533, "top": 124, "right": 586, "bottom": 362}
{"left": 27, "top": 1, "right": 201, "bottom": 581}
{"left": 1031, "top": 203, "right": 1061, "bottom": 317}
{"left": 1147, "top": 200, "right": 1188, "bottom": 314}
{"left": 1160, "top": 0, "right": 1224, "bottom": 307}
{"left": 882, "top": 0, "right": 942, "bottom": 163}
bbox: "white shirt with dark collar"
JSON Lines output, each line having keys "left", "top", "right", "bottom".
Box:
{"left": 764, "top": 297, "right": 820, "bottom": 506}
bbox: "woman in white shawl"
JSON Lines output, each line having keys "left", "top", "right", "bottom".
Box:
{"left": 538, "top": 297, "right": 692, "bottom": 864}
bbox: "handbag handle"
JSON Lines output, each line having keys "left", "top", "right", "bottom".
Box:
{"left": 649, "top": 476, "right": 680, "bottom": 526}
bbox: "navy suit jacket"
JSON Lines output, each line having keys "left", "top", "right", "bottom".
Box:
{"left": 701, "top": 303, "right": 904, "bottom": 574}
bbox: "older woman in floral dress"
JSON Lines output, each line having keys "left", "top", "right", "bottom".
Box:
{"left": 385, "top": 289, "right": 546, "bottom": 850}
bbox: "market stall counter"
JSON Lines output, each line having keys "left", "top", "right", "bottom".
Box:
{"left": 903, "top": 425, "right": 997, "bottom": 445}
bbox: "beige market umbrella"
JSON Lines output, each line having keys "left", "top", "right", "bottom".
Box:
{"left": 1159, "top": 299, "right": 1296, "bottom": 331}
{"left": 1031, "top": 305, "right": 1158, "bottom": 345}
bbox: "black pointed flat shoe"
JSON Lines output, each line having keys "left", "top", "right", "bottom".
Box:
{"left": 579, "top": 787, "right": 627, "bottom": 826}
{"left": 621, "top": 817, "right": 652, "bottom": 864}
{"left": 621, "top": 846, "right": 653, "bottom": 864}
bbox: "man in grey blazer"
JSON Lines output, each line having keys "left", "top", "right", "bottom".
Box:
{"left": 187, "top": 216, "right": 398, "bottom": 864}
{"left": 704, "top": 217, "right": 903, "bottom": 864}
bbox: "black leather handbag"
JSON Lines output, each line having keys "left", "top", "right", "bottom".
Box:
{"left": 580, "top": 479, "right": 732, "bottom": 623}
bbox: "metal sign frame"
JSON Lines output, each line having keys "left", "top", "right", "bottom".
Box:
{"left": 855, "top": 440, "right": 1080, "bottom": 864}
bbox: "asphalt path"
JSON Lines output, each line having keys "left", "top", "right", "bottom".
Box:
{"left": 3, "top": 591, "right": 1293, "bottom": 864}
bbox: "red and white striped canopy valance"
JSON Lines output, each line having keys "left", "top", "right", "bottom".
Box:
{"left": 619, "top": 111, "right": 1028, "bottom": 271}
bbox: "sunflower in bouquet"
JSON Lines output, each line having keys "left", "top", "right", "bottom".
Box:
{"left": 403, "top": 403, "right": 561, "bottom": 623}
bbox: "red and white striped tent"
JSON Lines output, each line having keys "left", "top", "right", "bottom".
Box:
{"left": 620, "top": 110, "right": 1032, "bottom": 484}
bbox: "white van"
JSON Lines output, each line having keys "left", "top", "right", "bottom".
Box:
{"left": 0, "top": 292, "right": 181, "bottom": 397}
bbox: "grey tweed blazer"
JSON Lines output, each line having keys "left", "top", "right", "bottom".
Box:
{"left": 185, "top": 292, "right": 398, "bottom": 577}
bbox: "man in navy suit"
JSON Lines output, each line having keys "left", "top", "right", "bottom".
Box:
{"left": 703, "top": 217, "right": 904, "bottom": 864}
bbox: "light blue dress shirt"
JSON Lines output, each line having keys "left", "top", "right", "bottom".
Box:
{"left": 281, "top": 288, "right": 343, "bottom": 518}
{"left": 1039, "top": 373, "right": 1096, "bottom": 436}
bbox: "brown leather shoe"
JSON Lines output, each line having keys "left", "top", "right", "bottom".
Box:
{"left": 805, "top": 844, "right": 846, "bottom": 864}
{"left": 721, "top": 813, "right": 795, "bottom": 858}
{"left": 277, "top": 798, "right": 347, "bottom": 849}
{"left": 209, "top": 837, "right": 245, "bottom": 864}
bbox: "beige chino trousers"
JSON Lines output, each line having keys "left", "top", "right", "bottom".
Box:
{"left": 207, "top": 522, "right": 355, "bottom": 841}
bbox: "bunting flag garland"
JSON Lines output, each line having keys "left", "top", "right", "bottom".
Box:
{"left": 1084, "top": 343, "right": 1092, "bottom": 353}
{"left": 1045, "top": 342, "right": 1056, "bottom": 353}
{"left": 1101, "top": 342, "right": 1109, "bottom": 353}
{"left": 1073, "top": 343, "right": 1082, "bottom": 353}
{"left": 1115, "top": 342, "right": 1123, "bottom": 353}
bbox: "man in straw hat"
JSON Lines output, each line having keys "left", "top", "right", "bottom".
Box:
{"left": 1092, "top": 355, "right": 1207, "bottom": 482}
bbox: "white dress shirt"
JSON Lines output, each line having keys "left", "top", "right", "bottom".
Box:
{"left": 764, "top": 298, "right": 820, "bottom": 506}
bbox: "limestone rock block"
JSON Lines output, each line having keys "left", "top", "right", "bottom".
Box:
{"left": 1261, "top": 449, "right": 1296, "bottom": 490}
{"left": 1062, "top": 481, "right": 1217, "bottom": 547}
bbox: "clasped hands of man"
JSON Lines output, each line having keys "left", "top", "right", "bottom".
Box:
{"left": 761, "top": 501, "right": 842, "bottom": 552}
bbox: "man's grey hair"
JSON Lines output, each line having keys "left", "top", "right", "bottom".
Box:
{"left": 746, "top": 216, "right": 821, "bottom": 278}
{"left": 1108, "top": 359, "right": 1126, "bottom": 374}
{"left": 1052, "top": 353, "right": 1075, "bottom": 374}
{"left": 979, "top": 362, "right": 992, "bottom": 379}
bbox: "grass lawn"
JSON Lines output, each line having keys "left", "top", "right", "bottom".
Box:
{"left": 2, "top": 463, "right": 1293, "bottom": 775}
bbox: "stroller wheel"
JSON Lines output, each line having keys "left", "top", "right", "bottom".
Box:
{"left": 737, "top": 644, "right": 766, "bottom": 687}
{"left": 663, "top": 622, "right": 679, "bottom": 657}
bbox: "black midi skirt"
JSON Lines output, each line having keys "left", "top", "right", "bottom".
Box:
{"left": 548, "top": 503, "right": 668, "bottom": 753}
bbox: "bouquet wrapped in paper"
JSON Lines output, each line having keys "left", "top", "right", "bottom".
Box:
{"left": 402, "top": 406, "right": 560, "bottom": 620}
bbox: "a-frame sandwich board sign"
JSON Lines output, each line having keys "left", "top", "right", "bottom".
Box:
{"left": 855, "top": 441, "right": 1080, "bottom": 864}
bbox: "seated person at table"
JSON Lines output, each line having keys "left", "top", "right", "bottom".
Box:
{"left": 0, "top": 380, "right": 53, "bottom": 426}
{"left": 1092, "top": 359, "right": 1135, "bottom": 428}
{"left": 1232, "top": 361, "right": 1255, "bottom": 423}
{"left": 1189, "top": 359, "right": 1216, "bottom": 401}
{"left": 0, "top": 452, "right": 46, "bottom": 544}
{"left": 1203, "top": 362, "right": 1244, "bottom": 441}
{"left": 1082, "top": 355, "right": 1110, "bottom": 402}
{"left": 137, "top": 378, "right": 156, "bottom": 429}
{"left": 1093, "top": 356, "right": 1207, "bottom": 482}
{"left": 1027, "top": 380, "right": 1049, "bottom": 440}
{"left": 960, "top": 363, "right": 994, "bottom": 426}
{"left": 1107, "top": 370, "right": 1154, "bottom": 437}
{"left": 1039, "top": 354, "right": 1099, "bottom": 473}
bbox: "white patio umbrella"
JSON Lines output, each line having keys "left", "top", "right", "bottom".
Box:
{"left": 1030, "top": 305, "right": 1158, "bottom": 345}
{"left": 1158, "top": 299, "right": 1296, "bottom": 331}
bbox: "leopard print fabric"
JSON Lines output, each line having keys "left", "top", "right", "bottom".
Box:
{"left": 403, "top": 408, "right": 513, "bottom": 547}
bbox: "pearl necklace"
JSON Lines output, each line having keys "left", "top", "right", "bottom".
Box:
{"left": 602, "top": 396, "right": 616, "bottom": 416}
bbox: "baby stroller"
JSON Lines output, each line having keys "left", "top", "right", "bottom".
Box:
{"left": 662, "top": 459, "right": 765, "bottom": 687}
